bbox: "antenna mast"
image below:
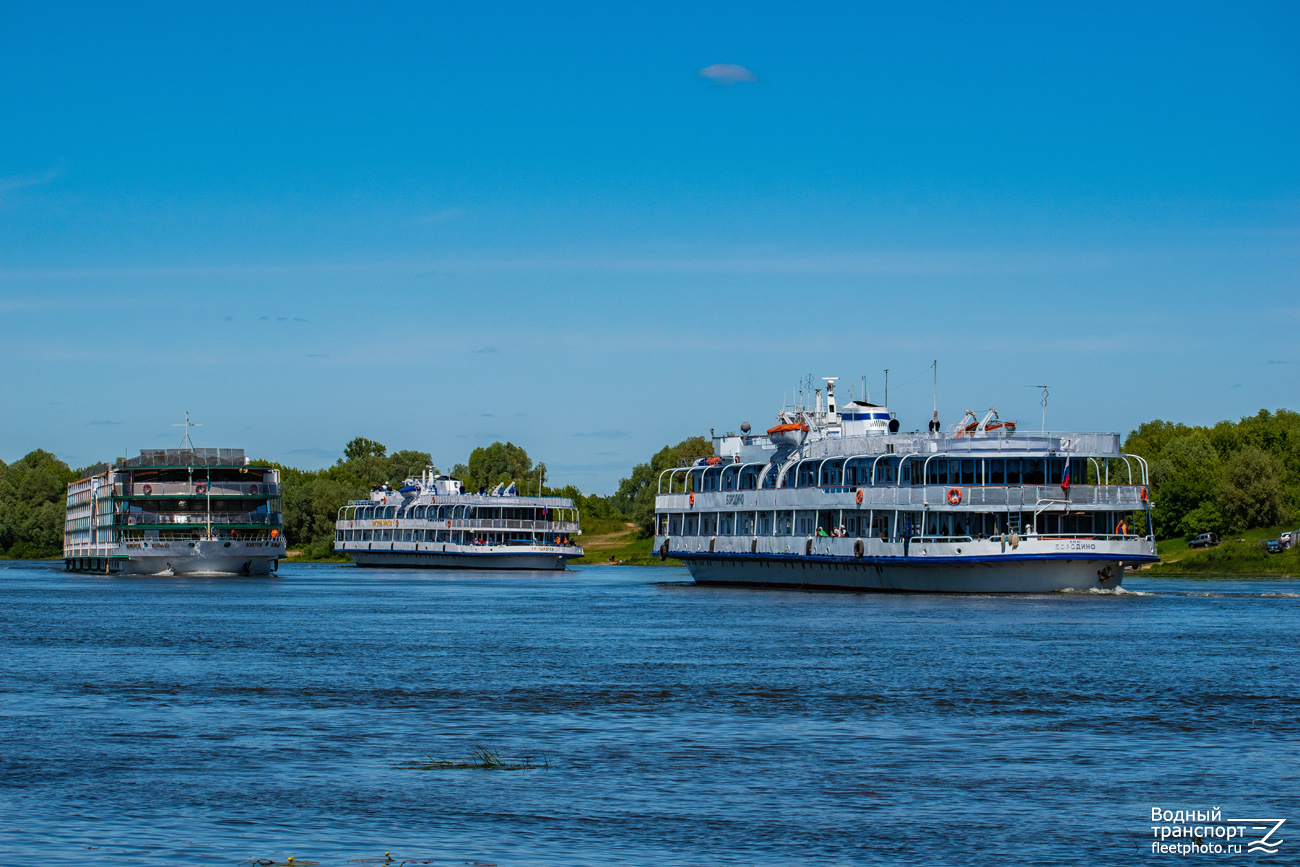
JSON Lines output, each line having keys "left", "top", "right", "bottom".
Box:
{"left": 173, "top": 411, "right": 201, "bottom": 450}
{"left": 1035, "top": 385, "right": 1050, "bottom": 433}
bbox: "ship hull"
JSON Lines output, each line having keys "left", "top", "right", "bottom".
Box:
{"left": 349, "top": 548, "right": 576, "bottom": 570}
{"left": 679, "top": 552, "right": 1131, "bottom": 593}
{"left": 65, "top": 540, "right": 284, "bottom": 576}
{"left": 658, "top": 534, "right": 1157, "bottom": 593}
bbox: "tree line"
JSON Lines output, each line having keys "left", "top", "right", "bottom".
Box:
{"left": 2, "top": 409, "right": 1295, "bottom": 559}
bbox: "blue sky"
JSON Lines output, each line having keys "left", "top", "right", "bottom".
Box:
{"left": 2, "top": 2, "right": 1297, "bottom": 492}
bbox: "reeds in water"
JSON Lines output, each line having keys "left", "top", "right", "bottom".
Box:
{"left": 397, "top": 745, "right": 549, "bottom": 771}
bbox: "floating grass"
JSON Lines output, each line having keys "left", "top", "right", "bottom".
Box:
{"left": 397, "top": 745, "right": 549, "bottom": 771}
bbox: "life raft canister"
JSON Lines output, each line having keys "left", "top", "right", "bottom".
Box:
{"left": 947, "top": 488, "right": 962, "bottom": 505}
{"left": 855, "top": 488, "right": 864, "bottom": 505}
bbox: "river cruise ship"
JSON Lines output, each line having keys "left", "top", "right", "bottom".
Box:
{"left": 334, "top": 469, "right": 583, "bottom": 570}
{"left": 653, "top": 377, "right": 1158, "bottom": 593}
{"left": 64, "top": 448, "right": 285, "bottom": 575}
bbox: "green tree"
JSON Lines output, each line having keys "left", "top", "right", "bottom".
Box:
{"left": 341, "top": 437, "right": 390, "bottom": 487}
{"left": 452, "top": 441, "right": 544, "bottom": 493}
{"left": 0, "top": 450, "right": 77, "bottom": 559}
{"left": 612, "top": 436, "right": 712, "bottom": 534}
{"left": 385, "top": 449, "right": 434, "bottom": 487}
{"left": 1149, "top": 432, "right": 1223, "bottom": 537}
{"left": 1217, "top": 446, "right": 1289, "bottom": 533}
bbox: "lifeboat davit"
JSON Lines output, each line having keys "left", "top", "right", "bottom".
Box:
{"left": 767, "top": 422, "right": 809, "bottom": 448}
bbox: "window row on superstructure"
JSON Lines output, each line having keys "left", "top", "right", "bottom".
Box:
{"left": 662, "top": 455, "right": 1147, "bottom": 493}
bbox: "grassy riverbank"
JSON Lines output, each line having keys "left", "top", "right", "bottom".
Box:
{"left": 1147, "top": 524, "right": 1300, "bottom": 576}
{"left": 569, "top": 517, "right": 677, "bottom": 566}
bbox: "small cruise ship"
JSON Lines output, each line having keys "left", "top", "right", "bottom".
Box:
{"left": 64, "top": 447, "right": 285, "bottom": 575}
{"left": 334, "top": 469, "right": 583, "bottom": 570}
{"left": 653, "top": 377, "right": 1158, "bottom": 593}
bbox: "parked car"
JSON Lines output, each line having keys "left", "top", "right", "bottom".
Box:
{"left": 1188, "top": 532, "right": 1219, "bottom": 548}
{"left": 1264, "top": 539, "right": 1283, "bottom": 554}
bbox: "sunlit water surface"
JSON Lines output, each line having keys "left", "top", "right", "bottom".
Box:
{"left": 1, "top": 561, "right": 1297, "bottom": 866}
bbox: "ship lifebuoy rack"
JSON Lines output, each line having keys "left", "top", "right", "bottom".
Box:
{"left": 855, "top": 488, "right": 864, "bottom": 505}
{"left": 947, "top": 488, "right": 962, "bottom": 505}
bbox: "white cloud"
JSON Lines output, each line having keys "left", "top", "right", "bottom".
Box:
{"left": 0, "top": 162, "right": 64, "bottom": 193}
{"left": 697, "top": 63, "right": 757, "bottom": 85}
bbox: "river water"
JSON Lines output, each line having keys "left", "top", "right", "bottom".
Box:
{"left": 1, "top": 561, "right": 1296, "bottom": 866}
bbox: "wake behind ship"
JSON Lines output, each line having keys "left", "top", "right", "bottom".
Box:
{"left": 653, "top": 376, "right": 1158, "bottom": 593}
{"left": 64, "top": 447, "right": 285, "bottom": 575}
{"left": 334, "top": 470, "right": 583, "bottom": 570}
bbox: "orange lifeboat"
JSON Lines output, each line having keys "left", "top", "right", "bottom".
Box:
{"left": 767, "top": 422, "right": 810, "bottom": 449}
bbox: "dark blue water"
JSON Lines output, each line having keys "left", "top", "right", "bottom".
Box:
{"left": 1, "top": 561, "right": 1297, "bottom": 866}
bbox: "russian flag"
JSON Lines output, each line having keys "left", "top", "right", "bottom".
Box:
{"left": 1060, "top": 458, "right": 1072, "bottom": 494}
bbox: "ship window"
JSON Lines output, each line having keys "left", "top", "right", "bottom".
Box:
{"left": 795, "top": 511, "right": 817, "bottom": 536}
{"left": 684, "top": 513, "right": 699, "bottom": 535}
{"left": 757, "top": 511, "right": 774, "bottom": 535}
{"left": 1006, "top": 459, "right": 1021, "bottom": 484}
{"left": 720, "top": 512, "right": 734, "bottom": 535}
{"left": 1048, "top": 459, "right": 1063, "bottom": 485}
{"left": 961, "top": 460, "right": 975, "bottom": 484}
{"left": 1023, "top": 459, "right": 1045, "bottom": 485}
{"left": 990, "top": 460, "right": 1005, "bottom": 484}
{"left": 775, "top": 510, "right": 793, "bottom": 535}
{"left": 384, "top": 506, "right": 396, "bottom": 519}
{"left": 700, "top": 512, "right": 718, "bottom": 535}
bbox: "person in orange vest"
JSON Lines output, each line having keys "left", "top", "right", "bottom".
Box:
{"left": 1115, "top": 519, "right": 1128, "bottom": 536}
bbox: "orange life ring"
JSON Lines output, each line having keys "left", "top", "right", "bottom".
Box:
{"left": 249, "top": 483, "right": 258, "bottom": 494}
{"left": 1139, "top": 486, "right": 1149, "bottom": 502}
{"left": 142, "top": 484, "right": 152, "bottom": 495}
{"left": 195, "top": 483, "right": 206, "bottom": 495}
{"left": 446, "top": 520, "right": 452, "bottom": 527}
{"left": 689, "top": 492, "right": 695, "bottom": 507}
{"left": 947, "top": 488, "right": 962, "bottom": 505}
{"left": 855, "top": 488, "right": 864, "bottom": 505}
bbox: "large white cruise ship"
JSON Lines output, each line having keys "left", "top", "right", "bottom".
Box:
{"left": 653, "top": 377, "right": 1157, "bottom": 592}
{"left": 64, "top": 447, "right": 285, "bottom": 576}
{"left": 334, "top": 470, "right": 583, "bottom": 570}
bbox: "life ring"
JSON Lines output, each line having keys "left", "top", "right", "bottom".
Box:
{"left": 855, "top": 488, "right": 864, "bottom": 505}
{"left": 1139, "top": 486, "right": 1149, "bottom": 502}
{"left": 195, "top": 483, "right": 206, "bottom": 495}
{"left": 142, "top": 484, "right": 152, "bottom": 495}
{"left": 689, "top": 492, "right": 695, "bottom": 507}
{"left": 947, "top": 488, "right": 962, "bottom": 505}
{"left": 446, "top": 520, "right": 452, "bottom": 527}
{"left": 249, "top": 483, "right": 258, "bottom": 495}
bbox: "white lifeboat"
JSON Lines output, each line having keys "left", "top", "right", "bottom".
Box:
{"left": 767, "top": 421, "right": 809, "bottom": 448}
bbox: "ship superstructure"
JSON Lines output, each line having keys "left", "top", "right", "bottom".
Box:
{"left": 653, "top": 376, "right": 1158, "bottom": 592}
{"left": 64, "top": 447, "right": 285, "bottom": 575}
{"left": 334, "top": 469, "right": 582, "bottom": 570}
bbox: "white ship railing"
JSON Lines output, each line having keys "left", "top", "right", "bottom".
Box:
{"left": 115, "top": 511, "right": 283, "bottom": 526}
{"left": 117, "top": 482, "right": 279, "bottom": 497}
{"left": 656, "top": 484, "right": 1147, "bottom": 510}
